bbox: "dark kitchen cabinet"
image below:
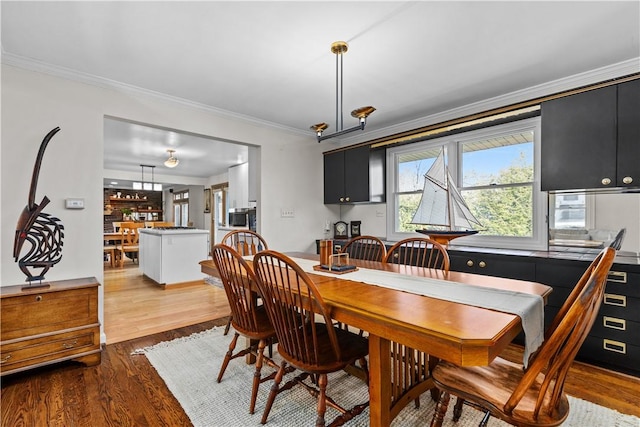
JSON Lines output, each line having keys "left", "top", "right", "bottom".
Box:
{"left": 541, "top": 80, "right": 640, "bottom": 191}
{"left": 536, "top": 258, "right": 640, "bottom": 376}
{"left": 448, "top": 251, "right": 536, "bottom": 281}
{"left": 617, "top": 79, "right": 640, "bottom": 188}
{"left": 323, "top": 145, "right": 385, "bottom": 204}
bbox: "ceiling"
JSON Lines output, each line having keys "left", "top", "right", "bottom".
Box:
{"left": 2, "top": 1, "right": 639, "bottom": 188}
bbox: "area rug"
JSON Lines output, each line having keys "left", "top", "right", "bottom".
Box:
{"left": 138, "top": 327, "right": 639, "bottom": 427}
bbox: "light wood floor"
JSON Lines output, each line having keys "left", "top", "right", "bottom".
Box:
{"left": 103, "top": 260, "right": 230, "bottom": 344}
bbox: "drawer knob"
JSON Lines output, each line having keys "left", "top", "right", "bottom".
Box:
{"left": 466, "top": 260, "right": 474, "bottom": 267}
{"left": 35, "top": 295, "right": 43, "bottom": 302}
{"left": 478, "top": 261, "right": 486, "bottom": 268}
{"left": 601, "top": 177, "right": 611, "bottom": 186}
{"left": 622, "top": 176, "right": 633, "bottom": 185}
{"left": 345, "top": 197, "right": 350, "bottom": 202}
{"left": 339, "top": 197, "right": 345, "bottom": 202}
{"left": 0, "top": 354, "right": 11, "bottom": 364}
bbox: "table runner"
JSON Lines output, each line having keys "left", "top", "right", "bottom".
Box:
{"left": 250, "top": 255, "right": 544, "bottom": 367}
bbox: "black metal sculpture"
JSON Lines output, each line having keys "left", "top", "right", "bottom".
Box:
{"left": 13, "top": 127, "right": 65, "bottom": 285}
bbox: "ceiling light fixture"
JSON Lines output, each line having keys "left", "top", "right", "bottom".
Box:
{"left": 164, "top": 149, "right": 179, "bottom": 168}
{"left": 311, "top": 41, "right": 375, "bottom": 143}
{"left": 133, "top": 165, "right": 162, "bottom": 191}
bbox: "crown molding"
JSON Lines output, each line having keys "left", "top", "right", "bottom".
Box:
{"left": 341, "top": 57, "right": 640, "bottom": 146}
{"left": 3, "top": 51, "right": 638, "bottom": 147}
{"left": 1, "top": 51, "right": 308, "bottom": 137}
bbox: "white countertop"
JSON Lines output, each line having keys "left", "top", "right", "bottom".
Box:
{"left": 139, "top": 228, "right": 209, "bottom": 236}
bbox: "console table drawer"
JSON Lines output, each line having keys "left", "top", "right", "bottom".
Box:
{"left": 1, "top": 327, "right": 99, "bottom": 374}
{"left": 1, "top": 277, "right": 101, "bottom": 376}
{"left": 1, "top": 287, "right": 98, "bottom": 341}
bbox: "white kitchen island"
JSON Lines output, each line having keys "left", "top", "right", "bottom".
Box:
{"left": 139, "top": 227, "right": 209, "bottom": 287}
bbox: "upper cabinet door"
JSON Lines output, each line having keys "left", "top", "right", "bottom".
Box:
{"left": 541, "top": 86, "right": 617, "bottom": 191}
{"left": 617, "top": 79, "right": 640, "bottom": 188}
{"left": 343, "top": 145, "right": 371, "bottom": 203}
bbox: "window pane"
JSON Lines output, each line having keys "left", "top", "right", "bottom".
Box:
{"left": 397, "top": 193, "right": 423, "bottom": 232}
{"left": 462, "top": 185, "right": 533, "bottom": 236}
{"left": 461, "top": 132, "right": 533, "bottom": 187}
{"left": 397, "top": 147, "right": 441, "bottom": 192}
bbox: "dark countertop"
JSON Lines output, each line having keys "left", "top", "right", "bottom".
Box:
{"left": 447, "top": 244, "right": 640, "bottom": 267}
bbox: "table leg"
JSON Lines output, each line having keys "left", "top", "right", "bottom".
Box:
{"left": 368, "top": 334, "right": 392, "bottom": 427}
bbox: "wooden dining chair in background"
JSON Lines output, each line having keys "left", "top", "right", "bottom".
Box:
{"left": 340, "top": 235, "right": 387, "bottom": 262}
{"left": 220, "top": 229, "right": 269, "bottom": 335}
{"left": 252, "top": 250, "right": 370, "bottom": 427}
{"left": 429, "top": 247, "right": 616, "bottom": 427}
{"left": 116, "top": 222, "right": 144, "bottom": 268}
{"left": 383, "top": 236, "right": 450, "bottom": 270}
{"left": 211, "top": 244, "right": 280, "bottom": 415}
{"left": 382, "top": 236, "right": 451, "bottom": 412}
{"left": 222, "top": 229, "right": 268, "bottom": 256}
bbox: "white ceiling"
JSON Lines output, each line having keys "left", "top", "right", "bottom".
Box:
{"left": 2, "top": 1, "right": 639, "bottom": 187}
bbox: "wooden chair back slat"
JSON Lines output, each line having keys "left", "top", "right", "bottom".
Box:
{"left": 340, "top": 235, "right": 387, "bottom": 261}
{"left": 383, "top": 237, "right": 450, "bottom": 271}
{"left": 222, "top": 230, "right": 267, "bottom": 256}
{"left": 253, "top": 250, "right": 341, "bottom": 367}
{"left": 506, "top": 247, "right": 616, "bottom": 418}
{"left": 212, "top": 244, "right": 262, "bottom": 334}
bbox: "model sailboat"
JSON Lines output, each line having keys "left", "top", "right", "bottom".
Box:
{"left": 411, "top": 149, "right": 483, "bottom": 245}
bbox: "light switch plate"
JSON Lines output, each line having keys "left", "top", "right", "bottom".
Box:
{"left": 65, "top": 198, "right": 85, "bottom": 209}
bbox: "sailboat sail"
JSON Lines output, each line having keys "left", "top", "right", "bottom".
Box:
{"left": 411, "top": 149, "right": 482, "bottom": 231}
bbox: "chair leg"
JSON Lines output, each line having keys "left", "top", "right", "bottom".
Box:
{"left": 429, "top": 390, "right": 450, "bottom": 427}
{"left": 453, "top": 397, "right": 465, "bottom": 421}
{"left": 261, "top": 361, "right": 287, "bottom": 425}
{"left": 223, "top": 316, "right": 232, "bottom": 335}
{"left": 315, "top": 373, "right": 328, "bottom": 427}
{"left": 217, "top": 332, "right": 239, "bottom": 383}
{"left": 249, "top": 339, "right": 266, "bottom": 415}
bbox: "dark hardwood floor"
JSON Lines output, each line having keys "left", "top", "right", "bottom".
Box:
{"left": 1, "top": 262, "right": 639, "bottom": 426}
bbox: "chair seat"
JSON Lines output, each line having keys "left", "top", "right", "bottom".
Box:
{"left": 277, "top": 322, "right": 369, "bottom": 375}
{"left": 117, "top": 244, "right": 139, "bottom": 251}
{"left": 231, "top": 306, "right": 275, "bottom": 340}
{"left": 432, "top": 357, "right": 569, "bottom": 426}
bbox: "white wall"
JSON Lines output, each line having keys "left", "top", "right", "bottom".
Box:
{"left": 1, "top": 64, "right": 335, "bottom": 343}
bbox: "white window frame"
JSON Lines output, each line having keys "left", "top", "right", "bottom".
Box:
{"left": 386, "top": 117, "right": 548, "bottom": 250}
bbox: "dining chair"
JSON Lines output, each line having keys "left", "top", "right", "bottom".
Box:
{"left": 252, "top": 250, "right": 370, "bottom": 427}
{"left": 116, "top": 222, "right": 144, "bottom": 268}
{"left": 383, "top": 236, "right": 450, "bottom": 270}
{"left": 609, "top": 227, "right": 626, "bottom": 250}
{"left": 211, "top": 244, "right": 280, "bottom": 415}
{"left": 382, "top": 236, "right": 451, "bottom": 410}
{"left": 220, "top": 229, "right": 269, "bottom": 335}
{"left": 222, "top": 229, "right": 268, "bottom": 256}
{"left": 340, "top": 235, "right": 387, "bottom": 262}
{"left": 429, "top": 247, "right": 616, "bottom": 427}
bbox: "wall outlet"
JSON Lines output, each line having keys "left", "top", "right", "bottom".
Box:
{"left": 280, "top": 208, "right": 295, "bottom": 218}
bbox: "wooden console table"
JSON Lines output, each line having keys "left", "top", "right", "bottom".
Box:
{"left": 1, "top": 277, "right": 102, "bottom": 376}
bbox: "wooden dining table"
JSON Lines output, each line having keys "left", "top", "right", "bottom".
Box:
{"left": 200, "top": 252, "right": 552, "bottom": 427}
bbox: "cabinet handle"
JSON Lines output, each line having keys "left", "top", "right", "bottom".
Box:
{"left": 478, "top": 261, "right": 486, "bottom": 268}
{"left": 601, "top": 177, "right": 611, "bottom": 186}
{"left": 466, "top": 260, "right": 474, "bottom": 267}
{"left": 345, "top": 197, "right": 350, "bottom": 202}
{"left": 339, "top": 197, "right": 345, "bottom": 202}
{"left": 603, "top": 293, "right": 626, "bottom": 307}
{"left": 35, "top": 295, "right": 43, "bottom": 302}
{"left": 62, "top": 340, "right": 78, "bottom": 349}
{"left": 622, "top": 176, "right": 633, "bottom": 185}
{"left": 607, "top": 271, "right": 627, "bottom": 283}
{"left": 603, "top": 339, "right": 626, "bottom": 354}
{"left": 0, "top": 354, "right": 11, "bottom": 364}
{"left": 603, "top": 316, "right": 626, "bottom": 331}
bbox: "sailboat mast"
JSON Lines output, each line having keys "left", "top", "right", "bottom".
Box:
{"left": 445, "top": 160, "right": 454, "bottom": 230}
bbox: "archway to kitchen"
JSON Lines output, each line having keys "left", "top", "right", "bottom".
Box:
{"left": 102, "top": 116, "right": 254, "bottom": 343}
